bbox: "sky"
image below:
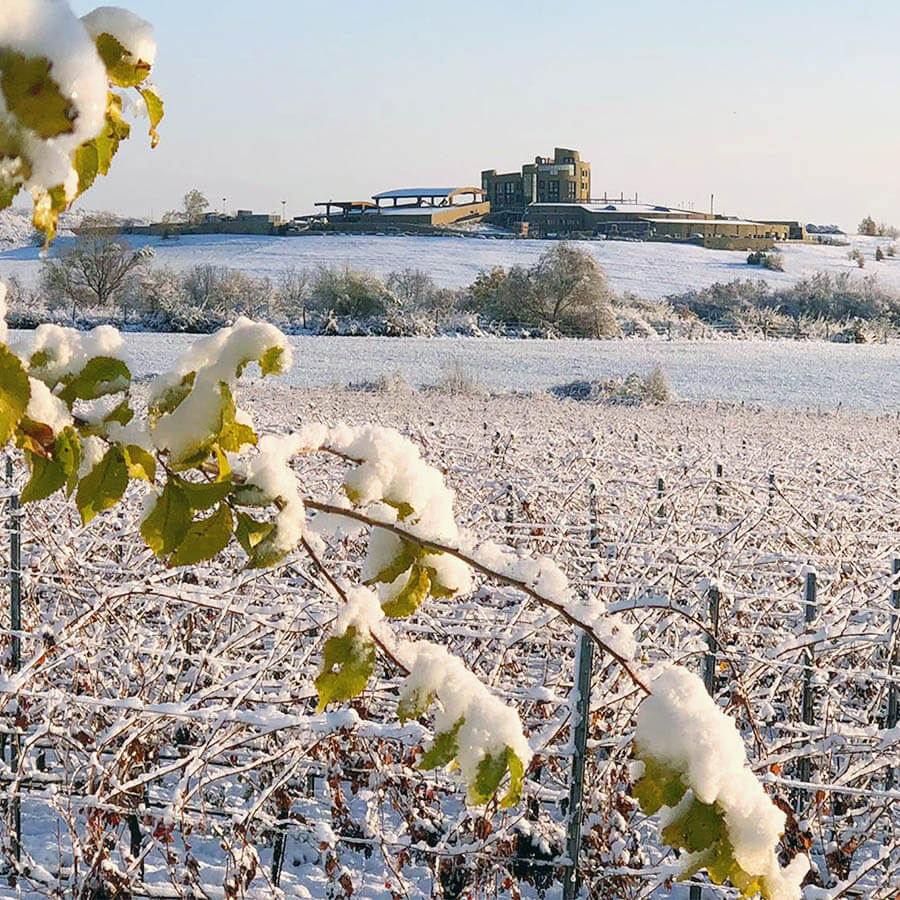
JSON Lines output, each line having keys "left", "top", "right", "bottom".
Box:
{"left": 68, "top": 0, "right": 900, "bottom": 230}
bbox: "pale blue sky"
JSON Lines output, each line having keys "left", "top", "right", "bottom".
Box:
{"left": 70, "top": 0, "right": 900, "bottom": 229}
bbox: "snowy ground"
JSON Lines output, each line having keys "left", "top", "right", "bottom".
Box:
{"left": 11, "top": 330, "right": 896, "bottom": 411}
{"left": 5, "top": 389, "right": 898, "bottom": 898}
{"left": 2, "top": 212, "right": 899, "bottom": 301}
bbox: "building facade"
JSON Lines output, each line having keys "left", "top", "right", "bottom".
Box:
{"left": 482, "top": 147, "right": 591, "bottom": 214}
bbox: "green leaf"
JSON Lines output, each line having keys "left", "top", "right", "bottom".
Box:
{"left": 58, "top": 356, "right": 131, "bottom": 405}
{"left": 235, "top": 511, "right": 275, "bottom": 554}
{"left": 95, "top": 32, "right": 151, "bottom": 87}
{"left": 259, "top": 345, "right": 286, "bottom": 376}
{"left": 366, "top": 536, "right": 419, "bottom": 585}
{"left": 103, "top": 398, "right": 134, "bottom": 427}
{"left": 21, "top": 451, "right": 65, "bottom": 503}
{"left": 148, "top": 372, "right": 194, "bottom": 423}
{"left": 381, "top": 564, "right": 431, "bottom": 618}
{"left": 123, "top": 445, "right": 156, "bottom": 482}
{"left": 32, "top": 183, "right": 67, "bottom": 245}
{"left": 169, "top": 503, "right": 234, "bottom": 567}
{"left": 56, "top": 427, "right": 82, "bottom": 496}
{"left": 500, "top": 748, "right": 525, "bottom": 808}
{"left": 0, "top": 50, "right": 74, "bottom": 139}
{"left": 661, "top": 796, "right": 726, "bottom": 855}
{"left": 141, "top": 479, "right": 191, "bottom": 557}
{"left": 0, "top": 345, "right": 31, "bottom": 446}
{"left": 397, "top": 687, "right": 434, "bottom": 724}
{"left": 470, "top": 749, "right": 510, "bottom": 805}
{"left": 632, "top": 755, "right": 688, "bottom": 816}
{"left": 138, "top": 86, "right": 163, "bottom": 149}
{"left": 384, "top": 498, "right": 415, "bottom": 520}
{"left": 178, "top": 477, "right": 232, "bottom": 510}
{"left": 73, "top": 141, "right": 99, "bottom": 196}
{"left": 75, "top": 446, "right": 129, "bottom": 524}
{"left": 419, "top": 718, "right": 464, "bottom": 770}
{"left": 315, "top": 625, "right": 376, "bottom": 712}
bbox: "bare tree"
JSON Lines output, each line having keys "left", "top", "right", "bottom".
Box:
{"left": 41, "top": 214, "right": 155, "bottom": 323}
{"left": 275, "top": 267, "right": 312, "bottom": 328}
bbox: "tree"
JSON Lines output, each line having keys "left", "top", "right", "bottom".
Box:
{"left": 41, "top": 214, "right": 155, "bottom": 322}
{"left": 182, "top": 189, "right": 209, "bottom": 225}
{"left": 876, "top": 245, "right": 885, "bottom": 262}
{"left": 274, "top": 266, "right": 313, "bottom": 327}
{"left": 858, "top": 216, "right": 877, "bottom": 236}
{"left": 467, "top": 244, "right": 621, "bottom": 337}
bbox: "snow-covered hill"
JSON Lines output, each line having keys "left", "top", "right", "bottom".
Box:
{"left": 2, "top": 207, "right": 899, "bottom": 301}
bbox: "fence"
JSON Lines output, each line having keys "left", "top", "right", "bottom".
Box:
{"left": 3, "top": 396, "right": 900, "bottom": 897}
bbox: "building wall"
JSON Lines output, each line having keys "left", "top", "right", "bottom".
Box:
{"left": 482, "top": 147, "right": 590, "bottom": 213}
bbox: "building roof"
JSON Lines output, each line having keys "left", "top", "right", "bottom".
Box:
{"left": 644, "top": 218, "right": 765, "bottom": 226}
{"left": 529, "top": 202, "right": 696, "bottom": 215}
{"left": 373, "top": 186, "right": 485, "bottom": 200}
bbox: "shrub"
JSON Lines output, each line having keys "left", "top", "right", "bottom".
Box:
{"left": 876, "top": 246, "right": 885, "bottom": 262}
{"left": 427, "top": 360, "right": 482, "bottom": 395}
{"left": 848, "top": 248, "right": 866, "bottom": 268}
{"left": 311, "top": 266, "right": 396, "bottom": 321}
{"left": 644, "top": 365, "right": 672, "bottom": 403}
{"left": 889, "top": 244, "right": 898, "bottom": 258}
{"left": 762, "top": 252, "right": 785, "bottom": 272}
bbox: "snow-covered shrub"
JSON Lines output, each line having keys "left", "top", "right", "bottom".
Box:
{"left": 426, "top": 359, "right": 482, "bottom": 396}
{"left": 551, "top": 365, "right": 672, "bottom": 405}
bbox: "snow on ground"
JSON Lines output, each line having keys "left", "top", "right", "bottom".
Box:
{"left": 2, "top": 205, "right": 899, "bottom": 300}
{"left": 15, "top": 330, "right": 897, "bottom": 411}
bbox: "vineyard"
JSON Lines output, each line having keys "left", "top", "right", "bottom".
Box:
{"left": 2, "top": 386, "right": 899, "bottom": 898}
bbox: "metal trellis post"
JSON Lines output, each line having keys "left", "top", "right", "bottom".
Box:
{"left": 703, "top": 585, "right": 721, "bottom": 697}
{"left": 796, "top": 571, "right": 816, "bottom": 810}
{"left": 563, "top": 630, "right": 594, "bottom": 900}
{"left": 886, "top": 559, "right": 900, "bottom": 789}
{"left": 6, "top": 457, "right": 21, "bottom": 863}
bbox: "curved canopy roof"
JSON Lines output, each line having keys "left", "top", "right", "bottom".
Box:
{"left": 372, "top": 186, "right": 485, "bottom": 200}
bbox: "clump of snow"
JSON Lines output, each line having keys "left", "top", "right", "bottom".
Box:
{"left": 14, "top": 323, "right": 127, "bottom": 384}
{"left": 239, "top": 433, "right": 306, "bottom": 552}
{"left": 80, "top": 6, "right": 156, "bottom": 66}
{"left": 635, "top": 665, "right": 808, "bottom": 898}
{"left": 2, "top": 1, "right": 109, "bottom": 200}
{"left": 331, "top": 586, "right": 385, "bottom": 640}
{"left": 25, "top": 376, "right": 72, "bottom": 433}
{"left": 399, "top": 640, "right": 532, "bottom": 801}
{"left": 149, "top": 317, "right": 290, "bottom": 462}
{"left": 325, "top": 424, "right": 472, "bottom": 595}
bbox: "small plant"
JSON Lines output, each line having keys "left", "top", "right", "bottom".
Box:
{"left": 848, "top": 248, "right": 866, "bottom": 268}
{"left": 876, "top": 246, "right": 885, "bottom": 262}
{"left": 644, "top": 365, "right": 672, "bottom": 403}
{"left": 888, "top": 243, "right": 898, "bottom": 258}
{"left": 429, "top": 360, "right": 482, "bottom": 395}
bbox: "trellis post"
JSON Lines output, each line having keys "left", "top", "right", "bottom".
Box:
{"left": 563, "top": 630, "right": 594, "bottom": 900}
{"left": 5, "top": 456, "right": 21, "bottom": 863}
{"left": 796, "top": 571, "right": 817, "bottom": 810}
{"left": 703, "top": 585, "right": 721, "bottom": 696}
{"left": 887, "top": 559, "right": 900, "bottom": 789}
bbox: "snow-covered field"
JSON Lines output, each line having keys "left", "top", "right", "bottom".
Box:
{"left": 5, "top": 389, "right": 899, "bottom": 898}
{"left": 3, "top": 213, "right": 899, "bottom": 301}
{"left": 51, "top": 330, "right": 900, "bottom": 411}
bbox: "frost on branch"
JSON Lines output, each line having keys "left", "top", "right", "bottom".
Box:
{"left": 398, "top": 642, "right": 531, "bottom": 807}
{"left": 320, "top": 424, "right": 473, "bottom": 615}
{"left": 1, "top": 1, "right": 163, "bottom": 242}
{"left": 633, "top": 665, "right": 809, "bottom": 900}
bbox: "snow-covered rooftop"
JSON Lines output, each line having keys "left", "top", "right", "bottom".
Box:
{"left": 373, "top": 187, "right": 484, "bottom": 200}
{"left": 530, "top": 202, "right": 697, "bottom": 215}
{"left": 644, "top": 218, "right": 765, "bottom": 226}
